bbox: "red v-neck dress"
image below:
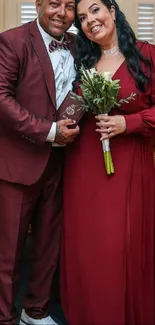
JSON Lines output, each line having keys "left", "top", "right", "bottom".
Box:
{"left": 60, "top": 41, "right": 155, "bottom": 325}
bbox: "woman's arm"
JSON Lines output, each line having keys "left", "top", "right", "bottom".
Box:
{"left": 96, "top": 43, "right": 155, "bottom": 139}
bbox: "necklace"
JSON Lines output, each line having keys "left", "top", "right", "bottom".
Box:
{"left": 102, "top": 45, "right": 120, "bottom": 56}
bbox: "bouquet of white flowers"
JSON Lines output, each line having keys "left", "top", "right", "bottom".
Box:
{"left": 74, "top": 65, "right": 135, "bottom": 175}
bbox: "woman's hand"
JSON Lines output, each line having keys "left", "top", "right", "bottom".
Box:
{"left": 95, "top": 114, "right": 126, "bottom": 140}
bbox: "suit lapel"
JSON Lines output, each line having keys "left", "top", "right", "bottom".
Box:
{"left": 29, "top": 20, "right": 56, "bottom": 108}
{"left": 65, "top": 32, "right": 77, "bottom": 58}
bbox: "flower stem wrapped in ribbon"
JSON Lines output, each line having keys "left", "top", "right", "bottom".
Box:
{"left": 74, "top": 65, "right": 135, "bottom": 175}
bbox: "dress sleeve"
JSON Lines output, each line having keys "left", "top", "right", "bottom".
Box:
{"left": 124, "top": 43, "right": 155, "bottom": 137}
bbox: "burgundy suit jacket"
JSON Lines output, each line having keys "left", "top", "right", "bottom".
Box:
{"left": 0, "top": 20, "right": 76, "bottom": 185}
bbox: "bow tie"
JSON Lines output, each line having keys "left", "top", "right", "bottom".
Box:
{"left": 49, "top": 39, "right": 70, "bottom": 52}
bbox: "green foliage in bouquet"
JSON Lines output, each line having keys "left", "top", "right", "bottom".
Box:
{"left": 78, "top": 64, "right": 135, "bottom": 114}
{"left": 73, "top": 64, "right": 136, "bottom": 176}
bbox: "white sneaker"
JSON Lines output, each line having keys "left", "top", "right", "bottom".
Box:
{"left": 19, "top": 309, "right": 58, "bottom": 325}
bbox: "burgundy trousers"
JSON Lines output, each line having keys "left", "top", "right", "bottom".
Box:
{"left": 0, "top": 148, "right": 63, "bottom": 325}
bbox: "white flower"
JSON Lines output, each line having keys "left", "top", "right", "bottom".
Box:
{"left": 103, "top": 71, "right": 113, "bottom": 81}
{"left": 86, "top": 67, "right": 97, "bottom": 79}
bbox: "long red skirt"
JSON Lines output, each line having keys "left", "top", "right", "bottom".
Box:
{"left": 61, "top": 115, "right": 155, "bottom": 325}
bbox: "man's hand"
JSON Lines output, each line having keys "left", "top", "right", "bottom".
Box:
{"left": 55, "top": 119, "right": 80, "bottom": 145}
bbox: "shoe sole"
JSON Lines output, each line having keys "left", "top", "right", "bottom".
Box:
{"left": 19, "top": 320, "right": 29, "bottom": 325}
{"left": 19, "top": 319, "right": 58, "bottom": 325}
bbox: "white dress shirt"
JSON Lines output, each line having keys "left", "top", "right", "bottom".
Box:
{"left": 37, "top": 19, "right": 76, "bottom": 143}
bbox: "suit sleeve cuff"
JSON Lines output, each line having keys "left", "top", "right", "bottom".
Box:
{"left": 46, "top": 122, "right": 56, "bottom": 142}
{"left": 124, "top": 113, "right": 143, "bottom": 134}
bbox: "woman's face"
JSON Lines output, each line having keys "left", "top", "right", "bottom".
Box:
{"left": 77, "top": 0, "right": 116, "bottom": 46}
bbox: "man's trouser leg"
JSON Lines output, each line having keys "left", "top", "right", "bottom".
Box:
{"left": 23, "top": 148, "right": 63, "bottom": 319}
{"left": 0, "top": 179, "right": 41, "bottom": 325}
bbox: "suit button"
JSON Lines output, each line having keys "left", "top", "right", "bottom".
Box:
{"left": 52, "top": 111, "right": 56, "bottom": 116}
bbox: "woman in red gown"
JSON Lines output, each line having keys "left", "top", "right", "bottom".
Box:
{"left": 61, "top": 0, "right": 155, "bottom": 324}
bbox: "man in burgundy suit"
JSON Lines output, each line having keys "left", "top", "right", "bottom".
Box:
{"left": 0, "top": 0, "right": 79, "bottom": 324}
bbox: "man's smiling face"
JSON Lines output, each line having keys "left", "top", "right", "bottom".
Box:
{"left": 36, "top": 0, "right": 75, "bottom": 39}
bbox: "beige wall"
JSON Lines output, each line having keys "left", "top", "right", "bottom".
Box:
{"left": 0, "top": 0, "right": 34, "bottom": 31}
{"left": 0, "top": 0, "right": 4, "bottom": 32}
{"left": 118, "top": 0, "right": 155, "bottom": 40}
{"left": 0, "top": 0, "right": 155, "bottom": 43}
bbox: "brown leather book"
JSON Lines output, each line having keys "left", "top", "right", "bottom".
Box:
{"left": 56, "top": 91, "right": 85, "bottom": 125}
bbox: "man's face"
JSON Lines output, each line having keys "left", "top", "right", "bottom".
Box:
{"left": 36, "top": 0, "right": 75, "bottom": 39}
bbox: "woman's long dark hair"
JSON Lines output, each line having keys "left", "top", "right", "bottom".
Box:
{"left": 74, "top": 0, "right": 151, "bottom": 91}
